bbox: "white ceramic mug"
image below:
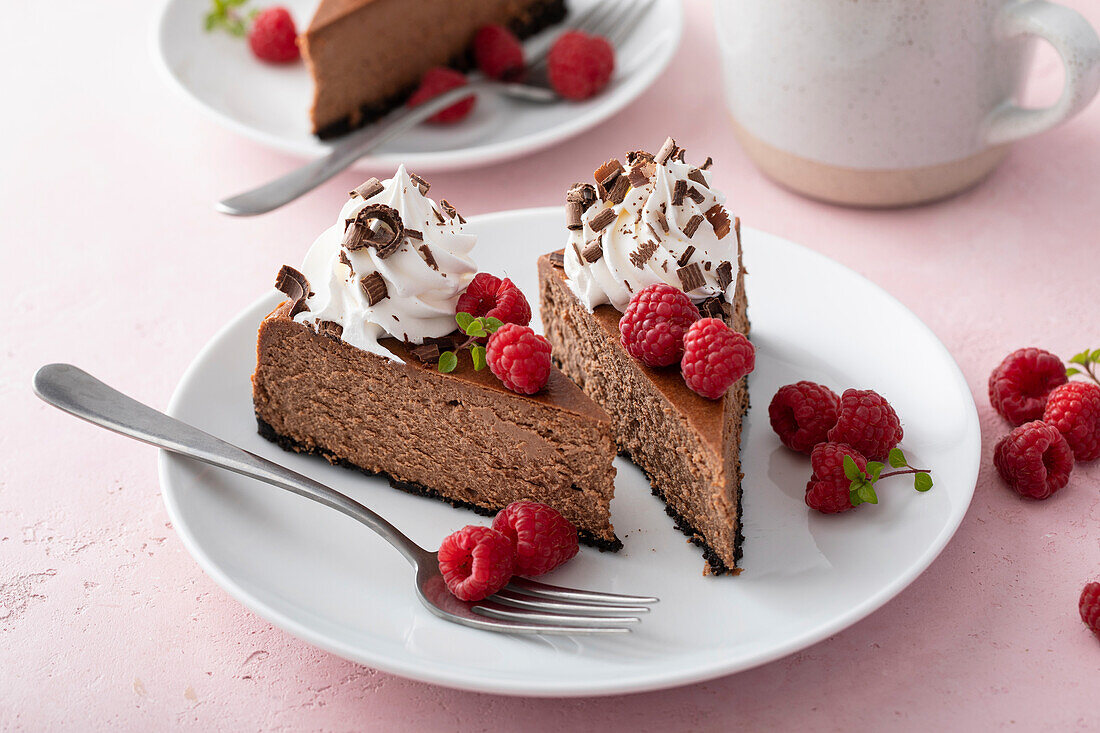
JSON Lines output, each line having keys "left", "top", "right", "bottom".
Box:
{"left": 714, "top": 0, "right": 1100, "bottom": 207}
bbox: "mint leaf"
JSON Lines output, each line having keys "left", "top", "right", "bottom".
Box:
{"left": 842, "top": 455, "right": 861, "bottom": 481}
{"left": 858, "top": 482, "right": 878, "bottom": 505}
{"left": 1091, "top": 349, "right": 1100, "bottom": 363}
{"left": 849, "top": 484, "right": 864, "bottom": 506}
{"left": 1070, "top": 352, "right": 1090, "bottom": 366}
{"left": 465, "top": 319, "right": 487, "bottom": 337}
{"left": 914, "top": 473, "right": 933, "bottom": 492}
{"left": 455, "top": 312, "right": 475, "bottom": 331}
{"left": 438, "top": 350, "right": 457, "bottom": 373}
{"left": 888, "top": 448, "right": 907, "bottom": 468}
{"left": 204, "top": 12, "right": 219, "bottom": 30}
{"left": 484, "top": 317, "right": 504, "bottom": 333}
{"left": 471, "top": 345, "right": 486, "bottom": 371}
{"left": 867, "top": 461, "right": 884, "bottom": 482}
{"left": 1067, "top": 367, "right": 1082, "bottom": 377}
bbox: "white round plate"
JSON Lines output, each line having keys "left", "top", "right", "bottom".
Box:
{"left": 153, "top": 0, "right": 682, "bottom": 171}
{"left": 161, "top": 208, "right": 980, "bottom": 697}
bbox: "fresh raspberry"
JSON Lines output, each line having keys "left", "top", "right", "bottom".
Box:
{"left": 804, "top": 442, "right": 868, "bottom": 514}
{"left": 547, "top": 31, "right": 615, "bottom": 100}
{"left": 827, "top": 388, "right": 903, "bottom": 461}
{"left": 993, "top": 420, "right": 1074, "bottom": 499}
{"left": 768, "top": 381, "right": 841, "bottom": 454}
{"left": 989, "top": 348, "right": 1067, "bottom": 426}
{"left": 473, "top": 25, "right": 525, "bottom": 81}
{"left": 248, "top": 7, "right": 299, "bottom": 63}
{"left": 1042, "top": 381, "right": 1100, "bottom": 461}
{"left": 407, "top": 67, "right": 476, "bottom": 123}
{"left": 487, "top": 324, "right": 552, "bottom": 394}
{"left": 618, "top": 283, "right": 700, "bottom": 367}
{"left": 456, "top": 273, "right": 531, "bottom": 327}
{"left": 1081, "top": 582, "right": 1100, "bottom": 638}
{"left": 437, "top": 525, "right": 514, "bottom": 602}
{"left": 680, "top": 318, "right": 754, "bottom": 399}
{"left": 491, "top": 501, "right": 579, "bottom": 576}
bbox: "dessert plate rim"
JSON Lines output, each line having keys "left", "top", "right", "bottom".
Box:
{"left": 151, "top": 0, "right": 684, "bottom": 172}
{"left": 160, "top": 206, "right": 980, "bottom": 697}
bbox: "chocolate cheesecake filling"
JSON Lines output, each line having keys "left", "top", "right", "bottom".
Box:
{"left": 253, "top": 304, "right": 620, "bottom": 548}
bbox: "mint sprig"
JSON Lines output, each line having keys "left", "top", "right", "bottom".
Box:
{"left": 204, "top": 0, "right": 257, "bottom": 36}
{"left": 1066, "top": 348, "right": 1100, "bottom": 386}
{"left": 437, "top": 313, "right": 503, "bottom": 373}
{"left": 846, "top": 447, "right": 933, "bottom": 507}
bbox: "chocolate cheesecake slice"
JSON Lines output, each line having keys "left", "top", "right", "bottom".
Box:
{"left": 302, "top": 0, "right": 567, "bottom": 138}
{"left": 538, "top": 139, "right": 750, "bottom": 574}
{"left": 254, "top": 303, "right": 619, "bottom": 548}
{"left": 252, "top": 166, "right": 619, "bottom": 549}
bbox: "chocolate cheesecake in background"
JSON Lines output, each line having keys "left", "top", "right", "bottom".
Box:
{"left": 252, "top": 166, "right": 620, "bottom": 548}
{"left": 301, "top": 0, "right": 567, "bottom": 138}
{"left": 538, "top": 137, "right": 750, "bottom": 574}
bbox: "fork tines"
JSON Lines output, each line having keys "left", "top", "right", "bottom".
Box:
{"left": 472, "top": 578, "right": 659, "bottom": 634}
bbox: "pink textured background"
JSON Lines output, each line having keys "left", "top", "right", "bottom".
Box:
{"left": 3, "top": 0, "right": 1099, "bottom": 729}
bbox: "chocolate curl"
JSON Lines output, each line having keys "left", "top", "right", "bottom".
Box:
{"left": 274, "top": 265, "right": 310, "bottom": 317}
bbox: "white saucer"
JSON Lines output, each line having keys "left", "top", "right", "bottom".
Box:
{"left": 153, "top": 0, "right": 682, "bottom": 171}
{"left": 160, "top": 207, "right": 980, "bottom": 696}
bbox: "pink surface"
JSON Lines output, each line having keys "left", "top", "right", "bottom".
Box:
{"left": 3, "top": 0, "right": 1099, "bottom": 729}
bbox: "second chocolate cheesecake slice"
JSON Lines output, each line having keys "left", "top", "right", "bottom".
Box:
{"left": 538, "top": 138, "right": 750, "bottom": 574}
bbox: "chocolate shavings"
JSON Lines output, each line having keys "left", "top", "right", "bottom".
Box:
{"left": 409, "top": 172, "right": 430, "bottom": 194}
{"left": 682, "top": 214, "right": 704, "bottom": 238}
{"left": 705, "top": 204, "right": 731, "bottom": 239}
{"left": 677, "top": 262, "right": 705, "bottom": 292}
{"left": 405, "top": 228, "right": 424, "bottom": 240}
{"left": 350, "top": 177, "right": 383, "bottom": 200}
{"left": 419, "top": 244, "right": 438, "bottom": 270}
{"left": 655, "top": 136, "right": 678, "bottom": 164}
{"left": 275, "top": 265, "right": 310, "bottom": 317}
{"left": 672, "top": 179, "right": 687, "bottom": 206}
{"left": 686, "top": 186, "right": 705, "bottom": 204}
{"left": 588, "top": 207, "right": 616, "bottom": 232}
{"left": 630, "top": 240, "right": 658, "bottom": 269}
{"left": 566, "top": 201, "right": 584, "bottom": 231}
{"left": 656, "top": 209, "right": 669, "bottom": 234}
{"left": 317, "top": 320, "right": 343, "bottom": 340}
{"left": 687, "top": 168, "right": 708, "bottom": 187}
{"left": 360, "top": 271, "right": 389, "bottom": 305}
{"left": 716, "top": 261, "right": 733, "bottom": 290}
{"left": 352, "top": 204, "right": 405, "bottom": 257}
{"left": 677, "top": 245, "right": 696, "bottom": 267}
{"left": 582, "top": 235, "right": 604, "bottom": 263}
{"left": 548, "top": 251, "right": 565, "bottom": 268}
{"left": 606, "top": 175, "right": 630, "bottom": 205}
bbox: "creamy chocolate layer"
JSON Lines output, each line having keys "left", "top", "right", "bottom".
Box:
{"left": 538, "top": 240, "right": 749, "bottom": 574}
{"left": 253, "top": 303, "right": 619, "bottom": 547}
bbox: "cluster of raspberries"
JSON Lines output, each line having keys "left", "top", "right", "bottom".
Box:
{"left": 987, "top": 347, "right": 1100, "bottom": 642}
{"left": 437, "top": 501, "right": 580, "bottom": 601}
{"left": 409, "top": 26, "right": 616, "bottom": 123}
{"left": 618, "top": 284, "right": 755, "bottom": 400}
{"left": 457, "top": 273, "right": 552, "bottom": 395}
{"left": 987, "top": 348, "right": 1099, "bottom": 500}
{"left": 768, "top": 382, "right": 905, "bottom": 514}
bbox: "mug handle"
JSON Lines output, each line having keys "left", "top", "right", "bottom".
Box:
{"left": 984, "top": 0, "right": 1100, "bottom": 146}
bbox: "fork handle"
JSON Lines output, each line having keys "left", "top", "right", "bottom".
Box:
{"left": 32, "top": 363, "right": 433, "bottom": 568}
{"left": 216, "top": 81, "right": 490, "bottom": 216}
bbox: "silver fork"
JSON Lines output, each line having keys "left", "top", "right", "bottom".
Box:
{"left": 32, "top": 364, "right": 656, "bottom": 634}
{"left": 216, "top": 0, "right": 656, "bottom": 216}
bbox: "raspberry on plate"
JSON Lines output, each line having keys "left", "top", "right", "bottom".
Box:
{"left": 1081, "top": 582, "right": 1100, "bottom": 639}
{"left": 456, "top": 273, "right": 532, "bottom": 327}
{"left": 492, "top": 501, "right": 579, "bottom": 577}
{"left": 805, "top": 442, "right": 867, "bottom": 514}
{"left": 407, "top": 67, "right": 476, "bottom": 123}
{"left": 248, "top": 7, "right": 299, "bottom": 63}
{"left": 487, "top": 323, "right": 552, "bottom": 394}
{"left": 547, "top": 31, "right": 615, "bottom": 100}
{"left": 827, "top": 388, "right": 903, "bottom": 461}
{"left": 474, "top": 25, "right": 525, "bottom": 81}
{"left": 993, "top": 420, "right": 1074, "bottom": 499}
{"left": 989, "top": 347, "right": 1067, "bottom": 426}
{"left": 437, "top": 525, "right": 515, "bottom": 602}
{"left": 1042, "top": 381, "right": 1100, "bottom": 461}
{"left": 618, "top": 283, "right": 700, "bottom": 367}
{"left": 768, "top": 381, "right": 841, "bottom": 454}
{"left": 680, "top": 318, "right": 755, "bottom": 400}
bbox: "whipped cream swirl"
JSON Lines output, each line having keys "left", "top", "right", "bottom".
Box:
{"left": 563, "top": 144, "right": 738, "bottom": 312}
{"left": 294, "top": 165, "right": 476, "bottom": 360}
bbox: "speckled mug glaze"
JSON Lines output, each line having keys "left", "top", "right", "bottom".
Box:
{"left": 715, "top": 0, "right": 1100, "bottom": 206}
